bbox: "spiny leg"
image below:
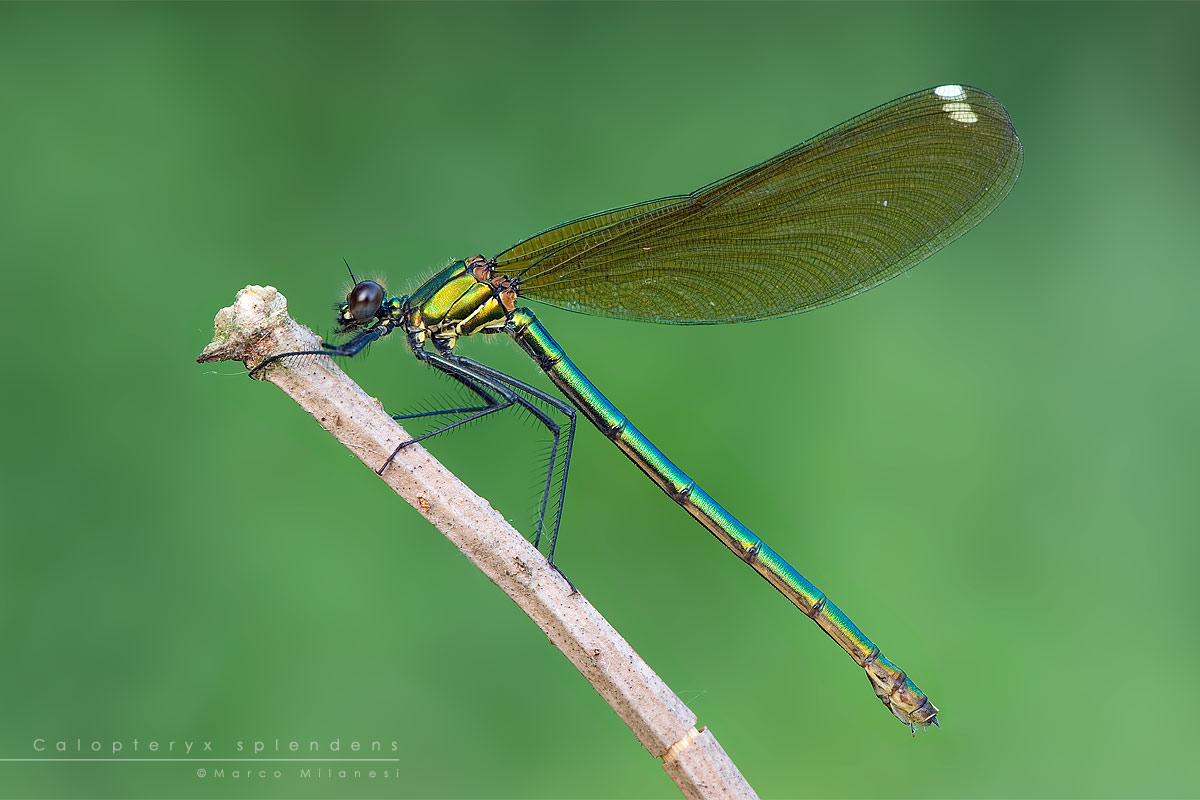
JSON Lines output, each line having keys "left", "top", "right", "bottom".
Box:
{"left": 248, "top": 326, "right": 524, "bottom": 486}
{"left": 391, "top": 372, "right": 501, "bottom": 424}
{"left": 250, "top": 326, "right": 577, "bottom": 582}
{"left": 376, "top": 348, "right": 522, "bottom": 475}
{"left": 400, "top": 349, "right": 564, "bottom": 480}
{"left": 393, "top": 404, "right": 495, "bottom": 422}
{"left": 252, "top": 328, "right": 560, "bottom": 540}
{"left": 419, "top": 350, "right": 574, "bottom": 571}
{"left": 444, "top": 353, "right": 577, "bottom": 569}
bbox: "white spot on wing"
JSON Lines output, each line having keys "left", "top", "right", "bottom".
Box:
{"left": 942, "top": 101, "right": 979, "bottom": 124}
{"left": 934, "top": 84, "right": 966, "bottom": 100}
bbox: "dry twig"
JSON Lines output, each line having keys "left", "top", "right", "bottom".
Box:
{"left": 198, "top": 285, "right": 757, "bottom": 799}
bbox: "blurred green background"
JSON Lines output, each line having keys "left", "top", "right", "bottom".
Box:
{"left": 2, "top": 3, "right": 1197, "bottom": 798}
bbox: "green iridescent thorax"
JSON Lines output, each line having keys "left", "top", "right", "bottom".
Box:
{"left": 404, "top": 261, "right": 510, "bottom": 349}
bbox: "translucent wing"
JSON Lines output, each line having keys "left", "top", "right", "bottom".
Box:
{"left": 493, "top": 85, "right": 1021, "bottom": 324}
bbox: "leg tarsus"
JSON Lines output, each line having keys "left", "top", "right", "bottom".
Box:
{"left": 548, "top": 561, "right": 578, "bottom": 594}
{"left": 248, "top": 322, "right": 392, "bottom": 377}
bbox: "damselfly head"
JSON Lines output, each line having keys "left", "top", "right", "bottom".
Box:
{"left": 337, "top": 280, "right": 385, "bottom": 331}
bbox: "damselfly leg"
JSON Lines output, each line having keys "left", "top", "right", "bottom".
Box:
{"left": 251, "top": 338, "right": 577, "bottom": 567}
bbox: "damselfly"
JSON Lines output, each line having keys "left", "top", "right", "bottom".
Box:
{"left": 253, "top": 85, "right": 1022, "bottom": 729}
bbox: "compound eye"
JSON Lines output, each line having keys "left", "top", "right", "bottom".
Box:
{"left": 347, "top": 281, "right": 384, "bottom": 322}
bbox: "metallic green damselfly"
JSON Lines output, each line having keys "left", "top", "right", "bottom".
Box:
{"left": 253, "top": 85, "right": 1022, "bottom": 729}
